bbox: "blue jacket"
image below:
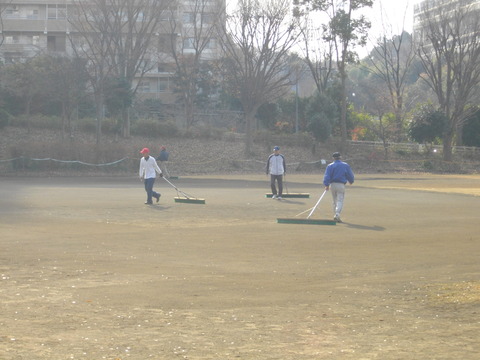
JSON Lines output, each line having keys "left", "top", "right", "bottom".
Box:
{"left": 157, "top": 149, "right": 169, "bottom": 162}
{"left": 323, "top": 160, "right": 354, "bottom": 186}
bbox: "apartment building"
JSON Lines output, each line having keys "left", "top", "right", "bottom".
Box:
{"left": 0, "top": 0, "right": 225, "bottom": 104}
{"left": 413, "top": 0, "right": 480, "bottom": 41}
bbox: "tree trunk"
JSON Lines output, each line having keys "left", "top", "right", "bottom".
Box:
{"left": 379, "top": 115, "right": 389, "bottom": 160}
{"left": 122, "top": 107, "right": 130, "bottom": 138}
{"left": 443, "top": 128, "right": 454, "bottom": 162}
{"left": 61, "top": 102, "right": 67, "bottom": 139}
{"left": 339, "top": 72, "right": 348, "bottom": 153}
{"left": 244, "top": 109, "right": 256, "bottom": 156}
{"left": 26, "top": 98, "right": 32, "bottom": 134}
{"left": 455, "top": 122, "right": 463, "bottom": 147}
{"left": 69, "top": 106, "right": 78, "bottom": 138}
{"left": 395, "top": 95, "right": 403, "bottom": 142}
{"left": 95, "top": 93, "right": 104, "bottom": 146}
{"left": 186, "top": 99, "right": 195, "bottom": 128}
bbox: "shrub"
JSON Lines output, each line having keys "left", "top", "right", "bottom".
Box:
{"left": 423, "top": 160, "right": 434, "bottom": 170}
{"left": 409, "top": 105, "right": 447, "bottom": 144}
{"left": 157, "top": 121, "right": 180, "bottom": 137}
{"left": 131, "top": 119, "right": 179, "bottom": 138}
{"left": 75, "top": 117, "right": 121, "bottom": 135}
{"left": 101, "top": 118, "right": 120, "bottom": 135}
{"left": 11, "top": 114, "right": 62, "bottom": 129}
{"left": 76, "top": 117, "right": 97, "bottom": 133}
{"left": 180, "top": 125, "right": 225, "bottom": 140}
{"left": 253, "top": 130, "right": 315, "bottom": 149}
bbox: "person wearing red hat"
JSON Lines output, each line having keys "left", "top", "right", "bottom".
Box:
{"left": 139, "top": 147, "right": 163, "bottom": 204}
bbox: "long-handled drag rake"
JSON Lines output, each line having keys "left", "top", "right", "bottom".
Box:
{"left": 265, "top": 175, "right": 310, "bottom": 199}
{"left": 277, "top": 190, "right": 336, "bottom": 225}
{"left": 163, "top": 177, "right": 206, "bottom": 204}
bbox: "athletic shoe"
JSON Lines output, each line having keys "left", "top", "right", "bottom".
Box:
{"left": 155, "top": 193, "right": 161, "bottom": 203}
{"left": 277, "top": 196, "right": 282, "bottom": 200}
{"left": 145, "top": 201, "right": 153, "bottom": 205}
{"left": 272, "top": 194, "right": 277, "bottom": 199}
{"left": 333, "top": 215, "right": 342, "bottom": 223}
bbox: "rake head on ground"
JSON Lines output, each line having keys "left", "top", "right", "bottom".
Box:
{"left": 163, "top": 177, "right": 206, "bottom": 205}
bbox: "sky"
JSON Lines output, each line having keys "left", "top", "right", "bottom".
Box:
{"left": 360, "top": 0, "right": 417, "bottom": 56}
{"left": 226, "top": 0, "right": 419, "bottom": 57}
{"left": 365, "top": 0, "right": 416, "bottom": 38}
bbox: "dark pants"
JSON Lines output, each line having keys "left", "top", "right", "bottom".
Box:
{"left": 144, "top": 177, "right": 160, "bottom": 203}
{"left": 270, "top": 174, "right": 283, "bottom": 196}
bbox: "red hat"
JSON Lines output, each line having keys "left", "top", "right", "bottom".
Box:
{"left": 140, "top": 147, "right": 150, "bottom": 154}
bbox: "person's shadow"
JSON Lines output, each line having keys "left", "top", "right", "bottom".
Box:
{"left": 149, "top": 205, "right": 171, "bottom": 211}
{"left": 279, "top": 199, "right": 308, "bottom": 205}
{"left": 341, "top": 222, "right": 385, "bottom": 231}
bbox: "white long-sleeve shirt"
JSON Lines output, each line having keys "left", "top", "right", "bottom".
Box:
{"left": 139, "top": 156, "right": 162, "bottom": 179}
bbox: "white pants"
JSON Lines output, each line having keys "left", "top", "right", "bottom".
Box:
{"left": 330, "top": 182, "right": 346, "bottom": 216}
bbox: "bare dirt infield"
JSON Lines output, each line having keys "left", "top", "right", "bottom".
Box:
{"left": 1, "top": 174, "right": 479, "bottom": 360}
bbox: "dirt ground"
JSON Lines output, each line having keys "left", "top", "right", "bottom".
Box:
{"left": 1, "top": 173, "right": 479, "bottom": 360}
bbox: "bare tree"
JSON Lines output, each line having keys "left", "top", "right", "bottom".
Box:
{"left": 167, "top": 0, "right": 225, "bottom": 128}
{"left": 355, "top": 74, "right": 395, "bottom": 159}
{"left": 218, "top": 0, "right": 300, "bottom": 154}
{"left": 69, "top": 0, "right": 168, "bottom": 141}
{"left": 293, "top": 5, "right": 334, "bottom": 95}
{"left": 368, "top": 30, "right": 416, "bottom": 142}
{"left": 105, "top": 0, "right": 169, "bottom": 137}
{"left": 68, "top": 0, "right": 116, "bottom": 144}
{"left": 0, "top": 1, "right": 14, "bottom": 48}
{"left": 294, "top": 0, "right": 373, "bottom": 152}
{"left": 46, "top": 55, "right": 88, "bottom": 138}
{"left": 2, "top": 56, "right": 48, "bottom": 130}
{"left": 415, "top": 1, "right": 480, "bottom": 161}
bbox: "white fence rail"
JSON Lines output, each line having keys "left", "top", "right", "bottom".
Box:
{"left": 348, "top": 141, "right": 479, "bottom": 155}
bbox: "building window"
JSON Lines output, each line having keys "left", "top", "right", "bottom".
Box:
{"left": 157, "top": 63, "right": 168, "bottom": 73}
{"left": 185, "top": 0, "right": 216, "bottom": 4}
{"left": 27, "top": 9, "right": 40, "bottom": 20}
{"left": 32, "top": 36, "right": 40, "bottom": 45}
{"left": 159, "top": 12, "right": 170, "bottom": 21}
{"left": 138, "top": 81, "right": 151, "bottom": 93}
{"left": 205, "top": 38, "right": 217, "bottom": 49}
{"left": 5, "top": 36, "right": 20, "bottom": 44}
{"left": 48, "top": 4, "right": 67, "bottom": 20}
{"left": 202, "top": 13, "right": 214, "bottom": 24}
{"left": 183, "top": 12, "right": 195, "bottom": 23}
{"left": 183, "top": 38, "right": 195, "bottom": 49}
{"left": 47, "top": 35, "right": 66, "bottom": 52}
{"left": 158, "top": 79, "right": 169, "bottom": 92}
{"left": 5, "top": 8, "right": 20, "bottom": 19}
{"left": 158, "top": 35, "right": 172, "bottom": 52}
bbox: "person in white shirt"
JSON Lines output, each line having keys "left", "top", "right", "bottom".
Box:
{"left": 266, "top": 146, "right": 286, "bottom": 200}
{"left": 139, "top": 147, "right": 163, "bottom": 204}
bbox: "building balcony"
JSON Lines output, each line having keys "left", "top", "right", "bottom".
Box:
{"left": 2, "top": 18, "right": 69, "bottom": 33}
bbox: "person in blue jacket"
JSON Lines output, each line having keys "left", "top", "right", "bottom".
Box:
{"left": 323, "top": 152, "right": 354, "bottom": 222}
{"left": 266, "top": 146, "right": 286, "bottom": 200}
{"left": 156, "top": 146, "right": 170, "bottom": 178}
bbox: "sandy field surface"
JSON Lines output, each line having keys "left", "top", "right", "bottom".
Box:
{"left": 1, "top": 173, "right": 479, "bottom": 360}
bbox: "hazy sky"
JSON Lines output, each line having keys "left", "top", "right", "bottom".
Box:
{"left": 366, "top": 0, "right": 416, "bottom": 36}
{"left": 359, "top": 0, "right": 417, "bottom": 56}
{"left": 226, "top": 0, "right": 419, "bottom": 57}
